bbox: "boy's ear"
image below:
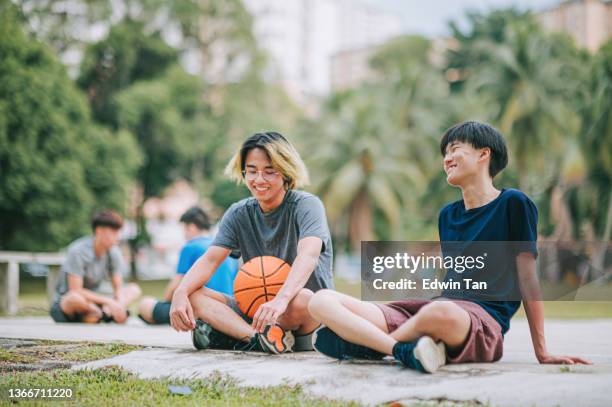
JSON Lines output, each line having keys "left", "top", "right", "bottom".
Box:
{"left": 478, "top": 147, "right": 491, "bottom": 162}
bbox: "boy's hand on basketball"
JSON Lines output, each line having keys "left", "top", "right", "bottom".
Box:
{"left": 253, "top": 297, "right": 288, "bottom": 333}
{"left": 170, "top": 291, "right": 196, "bottom": 332}
{"left": 537, "top": 352, "right": 592, "bottom": 365}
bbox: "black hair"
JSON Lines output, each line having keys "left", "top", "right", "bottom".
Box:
{"left": 239, "top": 131, "right": 288, "bottom": 172}
{"left": 440, "top": 121, "right": 508, "bottom": 178}
{"left": 91, "top": 210, "right": 124, "bottom": 231}
{"left": 179, "top": 206, "right": 210, "bottom": 230}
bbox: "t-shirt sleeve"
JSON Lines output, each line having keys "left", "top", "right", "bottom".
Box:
{"left": 63, "top": 249, "right": 86, "bottom": 278}
{"left": 176, "top": 244, "right": 205, "bottom": 275}
{"left": 296, "top": 196, "right": 331, "bottom": 252}
{"left": 508, "top": 192, "right": 539, "bottom": 257}
{"left": 212, "top": 204, "right": 240, "bottom": 251}
{"left": 109, "top": 247, "right": 127, "bottom": 277}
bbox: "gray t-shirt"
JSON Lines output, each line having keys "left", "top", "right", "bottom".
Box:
{"left": 212, "top": 189, "right": 334, "bottom": 292}
{"left": 54, "top": 236, "right": 126, "bottom": 302}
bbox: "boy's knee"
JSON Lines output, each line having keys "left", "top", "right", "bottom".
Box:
{"left": 415, "top": 301, "right": 464, "bottom": 333}
{"left": 307, "top": 289, "right": 334, "bottom": 318}
{"left": 138, "top": 297, "right": 157, "bottom": 322}
{"left": 127, "top": 283, "right": 142, "bottom": 298}
{"left": 285, "top": 289, "right": 313, "bottom": 320}
{"left": 60, "top": 291, "right": 86, "bottom": 309}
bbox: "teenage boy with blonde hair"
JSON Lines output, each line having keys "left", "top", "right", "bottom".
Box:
{"left": 170, "top": 132, "right": 333, "bottom": 354}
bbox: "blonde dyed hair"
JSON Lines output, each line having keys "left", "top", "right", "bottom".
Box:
{"left": 225, "top": 132, "right": 310, "bottom": 189}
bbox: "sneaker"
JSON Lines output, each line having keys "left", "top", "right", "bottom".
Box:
{"left": 312, "top": 326, "right": 385, "bottom": 360}
{"left": 191, "top": 319, "right": 240, "bottom": 350}
{"left": 192, "top": 319, "right": 213, "bottom": 350}
{"left": 256, "top": 324, "right": 295, "bottom": 354}
{"left": 234, "top": 335, "right": 265, "bottom": 353}
{"left": 392, "top": 336, "right": 446, "bottom": 373}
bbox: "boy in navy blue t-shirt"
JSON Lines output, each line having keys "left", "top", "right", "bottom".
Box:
{"left": 308, "top": 121, "right": 590, "bottom": 373}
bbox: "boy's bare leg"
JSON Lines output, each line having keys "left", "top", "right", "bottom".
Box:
{"left": 116, "top": 282, "right": 142, "bottom": 307}
{"left": 59, "top": 292, "right": 103, "bottom": 323}
{"left": 189, "top": 287, "right": 255, "bottom": 341}
{"left": 277, "top": 288, "right": 319, "bottom": 335}
{"left": 138, "top": 296, "right": 157, "bottom": 323}
{"left": 308, "top": 289, "right": 396, "bottom": 355}
{"left": 389, "top": 300, "right": 471, "bottom": 350}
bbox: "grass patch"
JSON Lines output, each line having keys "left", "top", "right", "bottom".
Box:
{"left": 514, "top": 301, "right": 612, "bottom": 319}
{"left": 0, "top": 339, "right": 140, "bottom": 370}
{"left": 1, "top": 367, "right": 359, "bottom": 406}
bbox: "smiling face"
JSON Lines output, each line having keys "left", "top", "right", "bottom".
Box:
{"left": 443, "top": 141, "right": 490, "bottom": 187}
{"left": 243, "top": 147, "right": 286, "bottom": 210}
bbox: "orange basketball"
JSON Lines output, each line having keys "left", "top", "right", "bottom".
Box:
{"left": 233, "top": 256, "right": 291, "bottom": 318}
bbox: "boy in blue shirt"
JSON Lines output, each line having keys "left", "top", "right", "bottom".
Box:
{"left": 139, "top": 206, "right": 238, "bottom": 324}
{"left": 308, "top": 121, "right": 590, "bottom": 373}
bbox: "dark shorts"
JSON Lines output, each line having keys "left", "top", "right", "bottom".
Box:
{"left": 376, "top": 299, "right": 504, "bottom": 363}
{"left": 50, "top": 299, "right": 83, "bottom": 323}
{"left": 150, "top": 295, "right": 250, "bottom": 325}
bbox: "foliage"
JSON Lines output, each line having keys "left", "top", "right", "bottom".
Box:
{"left": 0, "top": 2, "right": 140, "bottom": 251}
{"left": 306, "top": 36, "right": 452, "bottom": 250}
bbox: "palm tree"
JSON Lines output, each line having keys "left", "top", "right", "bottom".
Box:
{"left": 307, "top": 36, "right": 451, "bottom": 252}
{"left": 461, "top": 17, "right": 584, "bottom": 193}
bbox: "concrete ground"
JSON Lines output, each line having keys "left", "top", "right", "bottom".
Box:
{"left": 1, "top": 317, "right": 611, "bottom": 406}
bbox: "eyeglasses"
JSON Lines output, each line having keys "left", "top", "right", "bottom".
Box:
{"left": 242, "top": 169, "right": 281, "bottom": 181}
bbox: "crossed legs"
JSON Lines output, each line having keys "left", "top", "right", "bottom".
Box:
{"left": 307, "top": 289, "right": 471, "bottom": 354}
{"left": 189, "top": 287, "right": 319, "bottom": 342}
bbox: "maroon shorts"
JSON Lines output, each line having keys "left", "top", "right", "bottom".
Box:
{"left": 376, "top": 299, "right": 503, "bottom": 363}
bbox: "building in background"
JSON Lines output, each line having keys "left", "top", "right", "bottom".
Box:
{"left": 242, "top": 0, "right": 402, "bottom": 102}
{"left": 538, "top": 0, "right": 612, "bottom": 53}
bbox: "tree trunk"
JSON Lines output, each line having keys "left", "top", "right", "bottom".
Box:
{"left": 349, "top": 188, "right": 373, "bottom": 253}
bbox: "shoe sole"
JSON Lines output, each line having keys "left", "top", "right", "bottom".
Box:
{"left": 259, "top": 325, "right": 295, "bottom": 354}
{"left": 414, "top": 336, "right": 446, "bottom": 373}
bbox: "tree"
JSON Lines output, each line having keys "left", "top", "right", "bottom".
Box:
{"left": 308, "top": 36, "right": 451, "bottom": 251}
{"left": 77, "top": 20, "right": 178, "bottom": 126}
{"left": 456, "top": 13, "right": 585, "bottom": 193}
{"left": 0, "top": 3, "right": 140, "bottom": 251}
{"left": 570, "top": 41, "right": 612, "bottom": 243}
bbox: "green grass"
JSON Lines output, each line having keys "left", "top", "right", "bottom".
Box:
{"left": 0, "top": 340, "right": 140, "bottom": 366}
{"left": 0, "top": 340, "right": 361, "bottom": 406}
{"left": 1, "top": 367, "right": 359, "bottom": 406}
{"left": 514, "top": 301, "right": 612, "bottom": 319}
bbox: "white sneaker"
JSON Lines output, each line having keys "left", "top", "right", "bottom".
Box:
{"left": 413, "top": 336, "right": 446, "bottom": 373}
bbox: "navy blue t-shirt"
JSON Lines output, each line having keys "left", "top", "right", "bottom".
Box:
{"left": 438, "top": 188, "right": 538, "bottom": 334}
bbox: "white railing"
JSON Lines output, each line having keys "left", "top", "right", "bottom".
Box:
{"left": 0, "top": 251, "right": 65, "bottom": 315}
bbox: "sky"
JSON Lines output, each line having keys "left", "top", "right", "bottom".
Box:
{"left": 370, "top": 0, "right": 560, "bottom": 37}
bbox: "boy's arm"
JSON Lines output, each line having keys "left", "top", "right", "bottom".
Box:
{"left": 67, "top": 273, "right": 115, "bottom": 306}
{"left": 517, "top": 253, "right": 591, "bottom": 365}
{"left": 252, "top": 236, "right": 322, "bottom": 332}
{"left": 163, "top": 275, "right": 184, "bottom": 301}
{"left": 111, "top": 273, "right": 123, "bottom": 299}
{"left": 170, "top": 245, "right": 231, "bottom": 331}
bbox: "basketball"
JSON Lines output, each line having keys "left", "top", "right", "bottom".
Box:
{"left": 233, "top": 256, "right": 291, "bottom": 318}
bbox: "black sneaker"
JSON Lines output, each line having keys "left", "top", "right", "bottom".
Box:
{"left": 192, "top": 319, "right": 213, "bottom": 349}
{"left": 312, "top": 326, "right": 384, "bottom": 360}
{"left": 191, "top": 319, "right": 240, "bottom": 350}
{"left": 234, "top": 334, "right": 265, "bottom": 352}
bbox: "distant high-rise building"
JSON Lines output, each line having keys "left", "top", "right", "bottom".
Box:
{"left": 538, "top": 0, "right": 612, "bottom": 53}
{"left": 242, "top": 0, "right": 402, "bottom": 102}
